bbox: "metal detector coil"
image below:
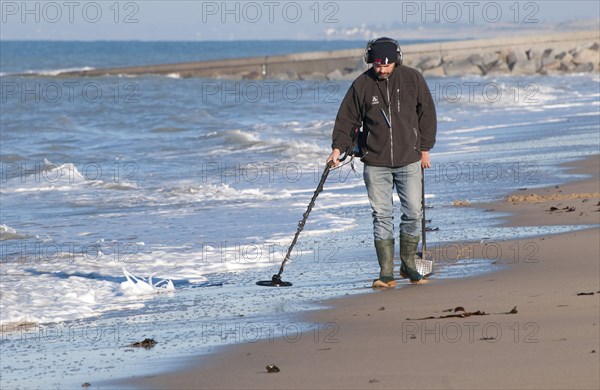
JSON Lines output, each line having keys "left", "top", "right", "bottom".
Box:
{"left": 256, "top": 274, "right": 293, "bottom": 287}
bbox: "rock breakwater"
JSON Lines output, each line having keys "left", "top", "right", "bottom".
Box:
{"left": 28, "top": 30, "right": 599, "bottom": 80}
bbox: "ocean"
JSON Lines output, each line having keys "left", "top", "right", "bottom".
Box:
{"left": 1, "top": 41, "right": 599, "bottom": 389}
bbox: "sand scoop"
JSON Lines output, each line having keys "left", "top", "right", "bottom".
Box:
{"left": 415, "top": 167, "right": 434, "bottom": 278}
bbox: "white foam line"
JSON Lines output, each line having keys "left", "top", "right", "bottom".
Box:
{"left": 569, "top": 111, "right": 600, "bottom": 117}
{"left": 286, "top": 181, "right": 363, "bottom": 195}
{"left": 448, "top": 136, "right": 495, "bottom": 146}
{"left": 317, "top": 199, "right": 370, "bottom": 209}
{"left": 32, "top": 66, "right": 96, "bottom": 76}
{"left": 445, "top": 118, "right": 566, "bottom": 134}
{"left": 538, "top": 102, "right": 592, "bottom": 109}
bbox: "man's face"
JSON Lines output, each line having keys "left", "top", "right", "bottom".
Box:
{"left": 373, "top": 62, "right": 396, "bottom": 80}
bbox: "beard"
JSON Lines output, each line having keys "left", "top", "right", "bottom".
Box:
{"left": 374, "top": 64, "right": 395, "bottom": 80}
{"left": 377, "top": 71, "right": 391, "bottom": 80}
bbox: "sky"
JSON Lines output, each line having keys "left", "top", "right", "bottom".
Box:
{"left": 1, "top": 0, "right": 599, "bottom": 40}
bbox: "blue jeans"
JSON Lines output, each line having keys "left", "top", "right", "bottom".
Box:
{"left": 363, "top": 161, "right": 422, "bottom": 240}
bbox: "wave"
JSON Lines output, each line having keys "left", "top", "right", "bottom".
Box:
{"left": 0, "top": 224, "right": 16, "bottom": 234}
{"left": 120, "top": 268, "right": 175, "bottom": 296}
{"left": 0, "top": 239, "right": 281, "bottom": 325}
{"left": 37, "top": 66, "right": 96, "bottom": 76}
{"left": 277, "top": 119, "right": 334, "bottom": 135}
{"left": 1, "top": 66, "right": 96, "bottom": 77}
{"left": 438, "top": 115, "right": 456, "bottom": 122}
{"left": 0, "top": 224, "right": 29, "bottom": 241}
{"left": 1, "top": 159, "right": 138, "bottom": 193}
{"left": 0, "top": 271, "right": 146, "bottom": 325}
{"left": 162, "top": 182, "right": 292, "bottom": 203}
{"left": 444, "top": 118, "right": 565, "bottom": 135}
{"left": 207, "top": 128, "right": 328, "bottom": 162}
{"left": 223, "top": 129, "right": 262, "bottom": 146}
{"left": 277, "top": 139, "right": 328, "bottom": 160}
{"left": 446, "top": 136, "right": 496, "bottom": 147}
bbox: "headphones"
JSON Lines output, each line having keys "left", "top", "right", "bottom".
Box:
{"left": 364, "top": 37, "right": 403, "bottom": 66}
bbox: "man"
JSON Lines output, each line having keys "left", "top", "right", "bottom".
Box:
{"left": 326, "top": 37, "right": 437, "bottom": 288}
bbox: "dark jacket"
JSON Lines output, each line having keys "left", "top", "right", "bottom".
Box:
{"left": 332, "top": 65, "right": 437, "bottom": 167}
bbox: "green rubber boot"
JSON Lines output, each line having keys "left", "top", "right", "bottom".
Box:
{"left": 373, "top": 239, "right": 396, "bottom": 287}
{"left": 400, "top": 233, "right": 425, "bottom": 283}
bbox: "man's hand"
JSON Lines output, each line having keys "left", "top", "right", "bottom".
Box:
{"left": 421, "top": 151, "right": 431, "bottom": 169}
{"left": 326, "top": 148, "right": 342, "bottom": 167}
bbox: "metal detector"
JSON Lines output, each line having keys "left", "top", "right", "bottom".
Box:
{"left": 257, "top": 128, "right": 359, "bottom": 287}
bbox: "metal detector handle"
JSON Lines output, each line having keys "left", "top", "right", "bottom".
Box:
{"left": 338, "top": 127, "right": 360, "bottom": 162}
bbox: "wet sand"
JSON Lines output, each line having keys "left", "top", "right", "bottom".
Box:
{"left": 117, "top": 155, "right": 599, "bottom": 389}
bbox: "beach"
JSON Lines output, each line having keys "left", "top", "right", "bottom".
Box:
{"left": 118, "top": 155, "right": 600, "bottom": 389}
{"left": 2, "top": 36, "right": 599, "bottom": 389}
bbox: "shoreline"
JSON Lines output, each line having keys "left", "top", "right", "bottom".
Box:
{"left": 17, "top": 30, "right": 598, "bottom": 79}
{"left": 113, "top": 154, "right": 599, "bottom": 389}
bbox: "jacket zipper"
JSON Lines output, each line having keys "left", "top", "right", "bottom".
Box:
{"left": 386, "top": 79, "right": 394, "bottom": 166}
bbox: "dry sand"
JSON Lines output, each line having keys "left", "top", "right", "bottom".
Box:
{"left": 120, "top": 156, "right": 599, "bottom": 390}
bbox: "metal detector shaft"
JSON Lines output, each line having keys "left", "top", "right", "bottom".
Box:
{"left": 276, "top": 160, "right": 334, "bottom": 277}
{"left": 259, "top": 127, "right": 359, "bottom": 286}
